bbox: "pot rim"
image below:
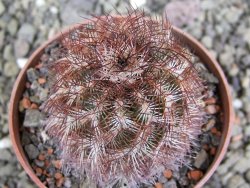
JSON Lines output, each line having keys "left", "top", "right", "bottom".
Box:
{"left": 9, "top": 17, "right": 234, "bottom": 188}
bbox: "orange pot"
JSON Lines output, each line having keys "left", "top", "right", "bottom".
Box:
{"left": 9, "top": 18, "right": 234, "bottom": 188}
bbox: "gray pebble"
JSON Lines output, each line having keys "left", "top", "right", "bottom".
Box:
{"left": 7, "top": 18, "right": 18, "bottom": 36}
{"left": 3, "top": 62, "right": 19, "bottom": 77}
{"left": 0, "top": 0, "right": 5, "bottom": 15}
{"left": 0, "top": 149, "right": 12, "bottom": 161}
{"left": 233, "top": 157, "right": 250, "bottom": 174}
{"left": 17, "top": 23, "right": 36, "bottom": 43}
{"left": 245, "top": 170, "right": 250, "bottom": 182}
{"left": 24, "top": 144, "right": 39, "bottom": 160}
{"left": 217, "top": 152, "right": 243, "bottom": 175}
{"left": 201, "top": 35, "right": 213, "bottom": 49}
{"left": 34, "top": 159, "right": 45, "bottom": 167}
{"left": 3, "top": 44, "right": 14, "bottom": 61}
{"left": 244, "top": 126, "right": 250, "bottom": 137}
{"left": 23, "top": 109, "right": 44, "bottom": 127}
{"left": 27, "top": 68, "right": 39, "bottom": 82}
{"left": 194, "top": 149, "right": 208, "bottom": 168}
{"left": 0, "top": 164, "right": 15, "bottom": 176}
{"left": 14, "top": 38, "right": 30, "bottom": 58}
{"left": 227, "top": 174, "right": 247, "bottom": 188}
{"left": 163, "top": 179, "right": 177, "bottom": 188}
{"left": 211, "top": 135, "right": 220, "bottom": 146}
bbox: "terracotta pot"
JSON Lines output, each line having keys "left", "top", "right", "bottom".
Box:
{"left": 9, "top": 17, "right": 234, "bottom": 188}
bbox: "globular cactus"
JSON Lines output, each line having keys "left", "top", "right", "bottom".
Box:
{"left": 42, "top": 10, "right": 206, "bottom": 187}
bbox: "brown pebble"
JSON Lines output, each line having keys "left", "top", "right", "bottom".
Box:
{"left": 38, "top": 78, "right": 46, "bottom": 84}
{"left": 56, "top": 177, "right": 65, "bottom": 187}
{"left": 54, "top": 172, "right": 63, "bottom": 180}
{"left": 47, "top": 148, "right": 53, "bottom": 155}
{"left": 44, "top": 160, "right": 50, "bottom": 167}
{"left": 188, "top": 170, "right": 203, "bottom": 181}
{"left": 155, "top": 182, "right": 163, "bottom": 188}
{"left": 25, "top": 82, "right": 31, "bottom": 88}
{"left": 52, "top": 160, "right": 62, "bottom": 169}
{"left": 210, "top": 147, "right": 217, "bottom": 155}
{"left": 22, "top": 97, "right": 31, "bottom": 109}
{"left": 204, "top": 97, "right": 217, "bottom": 105}
{"left": 163, "top": 169, "right": 172, "bottom": 179}
{"left": 31, "top": 103, "right": 39, "bottom": 109}
{"left": 38, "top": 154, "right": 46, "bottom": 161}
{"left": 35, "top": 63, "right": 43, "bottom": 69}
{"left": 205, "top": 105, "right": 220, "bottom": 114}
{"left": 216, "top": 130, "right": 222, "bottom": 137}
{"left": 35, "top": 167, "right": 43, "bottom": 176}
{"left": 210, "top": 127, "right": 218, "bottom": 134}
{"left": 202, "top": 144, "right": 209, "bottom": 151}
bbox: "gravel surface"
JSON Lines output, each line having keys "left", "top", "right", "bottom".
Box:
{"left": 0, "top": 0, "right": 249, "bottom": 187}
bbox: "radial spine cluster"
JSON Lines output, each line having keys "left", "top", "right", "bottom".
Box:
{"left": 42, "top": 10, "right": 206, "bottom": 187}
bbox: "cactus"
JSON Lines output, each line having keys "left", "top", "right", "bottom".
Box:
{"left": 42, "top": 10, "right": 206, "bottom": 187}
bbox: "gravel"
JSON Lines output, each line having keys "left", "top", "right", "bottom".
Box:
{"left": 1, "top": 0, "right": 250, "bottom": 187}
{"left": 24, "top": 144, "right": 39, "bottom": 160}
{"left": 17, "top": 23, "right": 36, "bottom": 43}
{"left": 23, "top": 109, "right": 44, "bottom": 127}
{"left": 0, "top": 0, "right": 5, "bottom": 16}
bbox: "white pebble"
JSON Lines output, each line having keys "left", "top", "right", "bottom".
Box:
{"left": 17, "top": 58, "right": 28, "bottom": 69}
{"left": 233, "top": 99, "right": 243, "bottom": 109}
{"left": 130, "top": 0, "right": 146, "bottom": 8}
{"left": 36, "top": 0, "right": 45, "bottom": 7}
{"left": 0, "top": 136, "right": 12, "bottom": 149}
{"left": 50, "top": 6, "right": 58, "bottom": 14}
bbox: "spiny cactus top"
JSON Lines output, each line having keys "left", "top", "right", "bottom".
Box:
{"left": 42, "top": 10, "right": 206, "bottom": 187}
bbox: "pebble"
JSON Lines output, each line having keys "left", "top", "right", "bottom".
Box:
{"left": 0, "top": 164, "right": 15, "bottom": 176}
{"left": 0, "top": 136, "right": 12, "bottom": 149}
{"left": 3, "top": 62, "right": 19, "bottom": 77}
{"left": 233, "top": 157, "right": 250, "bottom": 173}
{"left": 155, "top": 182, "right": 163, "bottom": 188}
{"left": 194, "top": 149, "right": 208, "bottom": 168}
{"left": 7, "top": 18, "right": 18, "bottom": 36}
{"left": 227, "top": 174, "right": 247, "bottom": 188}
{"left": 188, "top": 170, "right": 203, "bottom": 181}
{"left": 14, "top": 39, "right": 30, "bottom": 58}
{"left": 163, "top": 169, "right": 172, "bottom": 179}
{"left": 202, "top": 118, "right": 216, "bottom": 132}
{"left": 24, "top": 144, "right": 39, "bottom": 160}
{"left": 55, "top": 172, "right": 63, "bottom": 179}
{"left": 219, "top": 51, "right": 234, "bottom": 67}
{"left": 34, "top": 159, "right": 45, "bottom": 167}
{"left": 217, "top": 151, "right": 243, "bottom": 175}
{"left": 205, "top": 105, "right": 220, "bottom": 114}
{"left": 17, "top": 58, "right": 28, "bottom": 68}
{"left": 0, "top": 149, "right": 12, "bottom": 161}
{"left": 27, "top": 68, "right": 39, "bottom": 82}
{"left": 163, "top": 179, "right": 177, "bottom": 188}
{"left": 201, "top": 36, "right": 213, "bottom": 49}
{"left": 0, "top": 0, "right": 5, "bottom": 15}
{"left": 23, "top": 109, "right": 44, "bottom": 127}
{"left": 3, "top": 44, "right": 14, "bottom": 61}
{"left": 244, "top": 126, "right": 250, "bottom": 137}
{"left": 18, "top": 23, "right": 36, "bottom": 43}
{"left": 245, "top": 170, "right": 250, "bottom": 182}
{"left": 21, "top": 97, "right": 31, "bottom": 109}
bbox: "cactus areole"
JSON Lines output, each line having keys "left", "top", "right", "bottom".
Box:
{"left": 42, "top": 11, "right": 207, "bottom": 187}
